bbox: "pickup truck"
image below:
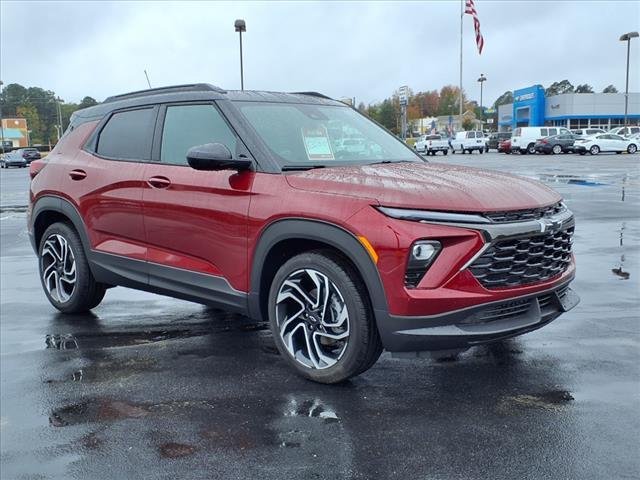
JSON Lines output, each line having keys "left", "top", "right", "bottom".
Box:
{"left": 414, "top": 134, "right": 449, "bottom": 156}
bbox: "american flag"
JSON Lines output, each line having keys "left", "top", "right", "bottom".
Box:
{"left": 465, "top": 0, "right": 484, "bottom": 54}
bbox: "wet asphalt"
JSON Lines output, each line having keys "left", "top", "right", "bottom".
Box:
{"left": 1, "top": 153, "right": 639, "bottom": 479}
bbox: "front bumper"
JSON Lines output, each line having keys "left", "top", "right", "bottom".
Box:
{"left": 376, "top": 279, "right": 579, "bottom": 352}
{"left": 573, "top": 145, "right": 587, "bottom": 153}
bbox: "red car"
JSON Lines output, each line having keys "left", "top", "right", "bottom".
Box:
{"left": 498, "top": 138, "right": 512, "bottom": 154}
{"left": 28, "top": 84, "right": 578, "bottom": 383}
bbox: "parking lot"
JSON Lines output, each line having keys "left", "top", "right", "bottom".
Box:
{"left": 1, "top": 152, "right": 639, "bottom": 479}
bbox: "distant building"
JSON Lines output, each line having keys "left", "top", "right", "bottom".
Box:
{"left": 497, "top": 85, "right": 640, "bottom": 132}
{"left": 1, "top": 117, "right": 29, "bottom": 147}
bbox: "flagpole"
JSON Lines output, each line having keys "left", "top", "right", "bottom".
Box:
{"left": 459, "top": 0, "right": 464, "bottom": 130}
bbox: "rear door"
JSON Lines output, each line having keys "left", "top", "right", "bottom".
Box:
{"left": 70, "top": 106, "right": 155, "bottom": 266}
{"left": 141, "top": 102, "right": 254, "bottom": 302}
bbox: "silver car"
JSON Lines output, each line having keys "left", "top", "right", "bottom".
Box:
{"left": 0, "top": 150, "right": 28, "bottom": 168}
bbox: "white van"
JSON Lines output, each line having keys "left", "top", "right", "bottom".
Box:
{"left": 511, "top": 126, "right": 571, "bottom": 154}
{"left": 451, "top": 131, "right": 486, "bottom": 154}
{"left": 609, "top": 126, "right": 640, "bottom": 137}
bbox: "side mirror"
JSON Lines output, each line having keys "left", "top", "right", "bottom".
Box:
{"left": 186, "top": 143, "right": 252, "bottom": 171}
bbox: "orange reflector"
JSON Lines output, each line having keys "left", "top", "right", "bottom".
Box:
{"left": 358, "top": 236, "right": 378, "bottom": 264}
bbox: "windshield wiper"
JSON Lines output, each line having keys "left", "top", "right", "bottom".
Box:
{"left": 281, "top": 165, "right": 326, "bottom": 171}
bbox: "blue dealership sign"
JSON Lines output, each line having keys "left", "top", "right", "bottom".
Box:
{"left": 512, "top": 85, "right": 545, "bottom": 129}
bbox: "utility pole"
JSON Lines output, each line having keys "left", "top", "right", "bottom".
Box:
{"left": 619, "top": 32, "right": 638, "bottom": 130}
{"left": 56, "top": 97, "right": 64, "bottom": 141}
{"left": 144, "top": 69, "right": 152, "bottom": 89}
{"left": 459, "top": 0, "right": 464, "bottom": 130}
{"left": 235, "top": 19, "right": 246, "bottom": 90}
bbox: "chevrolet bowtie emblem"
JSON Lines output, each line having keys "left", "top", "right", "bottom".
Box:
{"left": 539, "top": 218, "right": 561, "bottom": 233}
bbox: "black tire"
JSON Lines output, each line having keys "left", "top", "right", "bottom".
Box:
{"left": 552, "top": 144, "right": 562, "bottom": 155}
{"left": 38, "top": 222, "right": 106, "bottom": 313}
{"left": 590, "top": 145, "right": 600, "bottom": 155}
{"left": 628, "top": 143, "right": 637, "bottom": 154}
{"left": 579, "top": 152, "right": 586, "bottom": 156}
{"left": 527, "top": 143, "right": 536, "bottom": 155}
{"left": 443, "top": 150, "right": 448, "bottom": 156}
{"left": 268, "top": 250, "right": 382, "bottom": 384}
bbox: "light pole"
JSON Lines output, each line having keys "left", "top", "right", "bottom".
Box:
{"left": 0, "top": 80, "right": 4, "bottom": 152}
{"left": 477, "top": 74, "right": 486, "bottom": 131}
{"left": 620, "top": 32, "right": 638, "bottom": 131}
{"left": 234, "top": 19, "right": 246, "bottom": 91}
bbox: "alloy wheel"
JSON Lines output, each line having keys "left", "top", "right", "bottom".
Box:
{"left": 590, "top": 145, "right": 600, "bottom": 155}
{"left": 275, "top": 268, "right": 350, "bottom": 370}
{"left": 41, "top": 234, "right": 77, "bottom": 303}
{"left": 552, "top": 144, "right": 562, "bottom": 154}
{"left": 628, "top": 144, "right": 637, "bottom": 154}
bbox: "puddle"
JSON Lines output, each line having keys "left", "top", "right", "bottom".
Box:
{"left": 46, "top": 334, "right": 78, "bottom": 350}
{"left": 44, "top": 329, "right": 207, "bottom": 351}
{"left": 612, "top": 223, "right": 631, "bottom": 280}
{"left": 283, "top": 398, "right": 340, "bottom": 424}
{"left": 49, "top": 399, "right": 149, "bottom": 427}
{"left": 498, "top": 390, "right": 574, "bottom": 413}
{"left": 159, "top": 442, "right": 196, "bottom": 459}
{"left": 534, "top": 173, "right": 609, "bottom": 187}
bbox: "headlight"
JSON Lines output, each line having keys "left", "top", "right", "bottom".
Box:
{"left": 405, "top": 240, "right": 441, "bottom": 288}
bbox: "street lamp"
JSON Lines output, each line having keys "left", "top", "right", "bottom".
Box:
{"left": 234, "top": 19, "right": 246, "bottom": 91}
{"left": 0, "top": 80, "right": 4, "bottom": 153}
{"left": 477, "top": 74, "right": 487, "bottom": 131}
{"left": 619, "top": 31, "right": 638, "bottom": 130}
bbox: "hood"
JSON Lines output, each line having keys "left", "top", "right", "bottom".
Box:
{"left": 285, "top": 162, "right": 561, "bottom": 212}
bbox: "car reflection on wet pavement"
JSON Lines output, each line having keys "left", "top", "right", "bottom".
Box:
{"left": 1, "top": 154, "right": 639, "bottom": 479}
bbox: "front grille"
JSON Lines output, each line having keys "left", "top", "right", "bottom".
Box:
{"left": 484, "top": 202, "right": 565, "bottom": 223}
{"left": 470, "top": 225, "right": 574, "bottom": 289}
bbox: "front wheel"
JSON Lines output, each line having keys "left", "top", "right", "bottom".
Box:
{"left": 628, "top": 144, "right": 638, "bottom": 154}
{"left": 590, "top": 145, "right": 600, "bottom": 155}
{"left": 39, "top": 222, "right": 106, "bottom": 313}
{"left": 268, "top": 251, "right": 382, "bottom": 384}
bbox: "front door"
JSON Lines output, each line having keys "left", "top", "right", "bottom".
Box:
{"left": 141, "top": 103, "right": 254, "bottom": 307}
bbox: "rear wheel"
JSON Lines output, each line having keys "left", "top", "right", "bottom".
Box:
{"left": 443, "top": 150, "right": 448, "bottom": 155}
{"left": 552, "top": 144, "right": 562, "bottom": 154}
{"left": 527, "top": 143, "right": 536, "bottom": 155}
{"left": 268, "top": 250, "right": 382, "bottom": 384}
{"left": 590, "top": 145, "right": 600, "bottom": 155}
{"left": 39, "top": 222, "right": 106, "bottom": 313}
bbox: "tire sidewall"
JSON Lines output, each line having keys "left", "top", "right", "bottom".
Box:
{"left": 38, "top": 223, "right": 92, "bottom": 313}
{"left": 267, "top": 252, "right": 371, "bottom": 383}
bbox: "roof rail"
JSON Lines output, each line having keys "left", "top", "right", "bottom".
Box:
{"left": 290, "top": 91, "right": 334, "bottom": 100}
{"left": 103, "top": 83, "right": 226, "bottom": 103}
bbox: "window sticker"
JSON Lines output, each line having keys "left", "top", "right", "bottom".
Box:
{"left": 302, "top": 126, "right": 335, "bottom": 161}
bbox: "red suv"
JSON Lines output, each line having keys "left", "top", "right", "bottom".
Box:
{"left": 28, "top": 84, "right": 579, "bottom": 383}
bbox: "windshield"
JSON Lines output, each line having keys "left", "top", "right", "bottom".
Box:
{"left": 235, "top": 102, "right": 419, "bottom": 167}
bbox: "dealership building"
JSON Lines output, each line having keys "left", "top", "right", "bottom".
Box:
{"left": 497, "top": 85, "right": 640, "bottom": 132}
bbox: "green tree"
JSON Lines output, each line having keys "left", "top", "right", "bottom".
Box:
{"left": 377, "top": 99, "right": 398, "bottom": 132}
{"left": 79, "top": 96, "right": 98, "bottom": 109}
{"left": 575, "top": 84, "right": 594, "bottom": 93}
{"left": 16, "top": 104, "right": 41, "bottom": 144}
{"left": 603, "top": 84, "right": 618, "bottom": 93}
{"left": 545, "top": 80, "right": 574, "bottom": 96}
{"left": 437, "top": 85, "right": 466, "bottom": 116}
{"left": 493, "top": 90, "right": 513, "bottom": 107}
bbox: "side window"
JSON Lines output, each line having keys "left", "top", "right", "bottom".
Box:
{"left": 160, "top": 104, "right": 237, "bottom": 165}
{"left": 466, "top": 132, "right": 474, "bottom": 139}
{"left": 96, "top": 108, "right": 155, "bottom": 160}
{"left": 540, "top": 128, "right": 548, "bottom": 136}
{"left": 548, "top": 128, "right": 558, "bottom": 136}
{"left": 560, "top": 128, "right": 570, "bottom": 134}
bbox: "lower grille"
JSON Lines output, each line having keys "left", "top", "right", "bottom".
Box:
{"left": 470, "top": 225, "right": 574, "bottom": 289}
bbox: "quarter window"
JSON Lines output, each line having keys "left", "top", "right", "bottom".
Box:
{"left": 96, "top": 108, "right": 155, "bottom": 160}
{"left": 160, "top": 104, "right": 237, "bottom": 165}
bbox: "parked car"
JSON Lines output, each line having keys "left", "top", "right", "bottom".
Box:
{"left": 609, "top": 126, "right": 640, "bottom": 137}
{"left": 573, "top": 134, "right": 638, "bottom": 155}
{"left": 451, "top": 131, "right": 486, "bottom": 153}
{"left": 415, "top": 134, "right": 449, "bottom": 155}
{"left": 485, "top": 132, "right": 511, "bottom": 152}
{"left": 511, "top": 126, "right": 572, "bottom": 154}
{"left": 0, "top": 150, "right": 27, "bottom": 168}
{"left": 571, "top": 128, "right": 605, "bottom": 138}
{"left": 498, "top": 138, "right": 512, "bottom": 154}
{"left": 534, "top": 134, "right": 577, "bottom": 154}
{"left": 28, "top": 84, "right": 579, "bottom": 383}
{"left": 20, "top": 147, "right": 42, "bottom": 164}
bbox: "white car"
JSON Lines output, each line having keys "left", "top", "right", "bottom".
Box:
{"left": 511, "top": 126, "right": 572, "bottom": 154}
{"left": 609, "top": 126, "right": 640, "bottom": 137}
{"left": 573, "top": 134, "right": 638, "bottom": 155}
{"left": 415, "top": 134, "right": 449, "bottom": 156}
{"left": 451, "top": 131, "right": 486, "bottom": 154}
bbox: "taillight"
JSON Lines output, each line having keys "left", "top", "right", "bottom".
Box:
{"left": 541, "top": 139, "right": 548, "bottom": 144}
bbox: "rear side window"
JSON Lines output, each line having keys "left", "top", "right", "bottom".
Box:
{"left": 548, "top": 128, "right": 558, "bottom": 136}
{"left": 160, "top": 104, "right": 237, "bottom": 166}
{"left": 513, "top": 128, "right": 521, "bottom": 136}
{"left": 540, "top": 128, "right": 548, "bottom": 136}
{"left": 466, "top": 132, "right": 475, "bottom": 139}
{"left": 96, "top": 108, "right": 155, "bottom": 160}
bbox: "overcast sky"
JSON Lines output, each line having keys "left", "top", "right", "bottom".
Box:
{"left": 1, "top": 1, "right": 639, "bottom": 106}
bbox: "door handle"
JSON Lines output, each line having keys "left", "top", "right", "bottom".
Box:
{"left": 68, "top": 169, "right": 87, "bottom": 181}
{"left": 147, "top": 176, "right": 171, "bottom": 189}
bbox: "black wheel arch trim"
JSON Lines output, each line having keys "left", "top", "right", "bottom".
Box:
{"left": 248, "top": 218, "right": 389, "bottom": 326}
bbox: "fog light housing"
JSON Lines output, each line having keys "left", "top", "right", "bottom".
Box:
{"left": 405, "top": 240, "right": 441, "bottom": 288}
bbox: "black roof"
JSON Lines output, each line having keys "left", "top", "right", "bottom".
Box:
{"left": 71, "top": 84, "right": 343, "bottom": 126}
